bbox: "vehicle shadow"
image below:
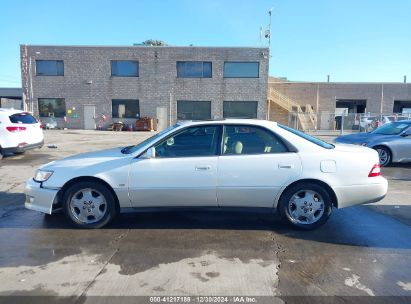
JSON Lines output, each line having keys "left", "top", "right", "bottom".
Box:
{"left": 382, "top": 163, "right": 411, "bottom": 181}
{"left": 386, "top": 163, "right": 411, "bottom": 168}
{"left": 0, "top": 152, "right": 55, "bottom": 166}
{"left": 2, "top": 191, "right": 411, "bottom": 249}
{"left": 44, "top": 205, "right": 411, "bottom": 249}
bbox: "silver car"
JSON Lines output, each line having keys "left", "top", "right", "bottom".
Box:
{"left": 335, "top": 120, "right": 411, "bottom": 166}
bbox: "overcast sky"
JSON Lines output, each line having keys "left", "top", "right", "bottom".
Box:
{"left": 1, "top": 0, "right": 410, "bottom": 87}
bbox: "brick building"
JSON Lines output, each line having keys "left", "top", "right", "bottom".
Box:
{"left": 20, "top": 45, "right": 269, "bottom": 130}
{"left": 268, "top": 77, "right": 411, "bottom": 130}
{"left": 0, "top": 88, "right": 23, "bottom": 109}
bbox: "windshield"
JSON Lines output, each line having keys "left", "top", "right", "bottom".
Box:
{"left": 121, "top": 124, "right": 180, "bottom": 154}
{"left": 372, "top": 122, "right": 411, "bottom": 135}
{"left": 279, "top": 124, "right": 335, "bottom": 149}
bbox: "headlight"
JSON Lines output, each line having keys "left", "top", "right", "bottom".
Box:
{"left": 34, "top": 170, "right": 54, "bottom": 182}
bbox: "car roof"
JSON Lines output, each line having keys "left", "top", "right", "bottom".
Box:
{"left": 177, "top": 119, "right": 278, "bottom": 128}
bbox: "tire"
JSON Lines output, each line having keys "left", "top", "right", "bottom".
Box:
{"left": 0, "top": 150, "right": 3, "bottom": 160}
{"left": 62, "top": 181, "right": 117, "bottom": 229}
{"left": 374, "top": 146, "right": 391, "bottom": 167}
{"left": 278, "top": 182, "right": 332, "bottom": 230}
{"left": 14, "top": 151, "right": 25, "bottom": 155}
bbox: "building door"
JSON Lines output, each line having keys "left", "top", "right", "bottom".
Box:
{"left": 156, "top": 106, "right": 168, "bottom": 131}
{"left": 83, "top": 105, "right": 96, "bottom": 130}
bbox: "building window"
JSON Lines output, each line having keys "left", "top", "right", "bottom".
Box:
{"left": 111, "top": 61, "right": 139, "bottom": 77}
{"left": 223, "top": 101, "right": 258, "bottom": 118}
{"left": 224, "top": 62, "right": 259, "bottom": 78}
{"left": 112, "top": 99, "right": 140, "bottom": 118}
{"left": 38, "top": 98, "right": 66, "bottom": 117}
{"left": 177, "top": 61, "right": 212, "bottom": 78}
{"left": 177, "top": 101, "right": 211, "bottom": 120}
{"left": 36, "top": 60, "right": 64, "bottom": 76}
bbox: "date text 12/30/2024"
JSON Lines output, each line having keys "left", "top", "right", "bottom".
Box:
{"left": 150, "top": 296, "right": 257, "bottom": 303}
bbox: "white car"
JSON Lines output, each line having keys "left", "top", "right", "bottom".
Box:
{"left": 25, "top": 119, "right": 388, "bottom": 230}
{"left": 0, "top": 108, "right": 44, "bottom": 159}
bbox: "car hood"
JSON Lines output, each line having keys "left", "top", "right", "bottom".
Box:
{"left": 335, "top": 132, "right": 388, "bottom": 144}
{"left": 40, "top": 147, "right": 128, "bottom": 170}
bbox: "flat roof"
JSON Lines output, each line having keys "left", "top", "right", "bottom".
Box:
{"left": 269, "top": 80, "right": 410, "bottom": 85}
{"left": 22, "top": 44, "right": 268, "bottom": 50}
{"left": 0, "top": 88, "right": 22, "bottom": 98}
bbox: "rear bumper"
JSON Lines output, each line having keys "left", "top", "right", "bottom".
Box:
{"left": 334, "top": 177, "right": 388, "bottom": 208}
{"left": 25, "top": 178, "right": 59, "bottom": 214}
{"left": 2, "top": 140, "right": 44, "bottom": 154}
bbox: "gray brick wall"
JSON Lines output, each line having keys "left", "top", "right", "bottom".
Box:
{"left": 21, "top": 45, "right": 269, "bottom": 129}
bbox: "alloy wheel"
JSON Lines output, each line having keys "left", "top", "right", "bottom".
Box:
{"left": 287, "top": 190, "right": 325, "bottom": 225}
{"left": 69, "top": 188, "right": 107, "bottom": 224}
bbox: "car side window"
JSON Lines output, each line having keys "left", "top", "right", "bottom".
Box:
{"left": 155, "top": 126, "right": 220, "bottom": 158}
{"left": 223, "top": 125, "right": 289, "bottom": 155}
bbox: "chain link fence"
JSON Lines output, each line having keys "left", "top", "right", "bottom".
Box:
{"left": 287, "top": 112, "right": 411, "bottom": 134}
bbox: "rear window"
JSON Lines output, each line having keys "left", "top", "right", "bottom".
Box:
{"left": 279, "top": 124, "right": 335, "bottom": 149}
{"left": 9, "top": 113, "right": 38, "bottom": 124}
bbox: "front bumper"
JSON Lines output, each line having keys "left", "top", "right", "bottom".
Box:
{"left": 2, "top": 140, "right": 44, "bottom": 154}
{"left": 25, "top": 178, "right": 59, "bottom": 214}
{"left": 333, "top": 177, "right": 388, "bottom": 208}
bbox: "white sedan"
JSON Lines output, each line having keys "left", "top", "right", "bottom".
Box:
{"left": 25, "top": 119, "right": 388, "bottom": 230}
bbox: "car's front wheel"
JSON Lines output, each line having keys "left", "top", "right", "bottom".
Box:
{"left": 62, "top": 181, "right": 117, "bottom": 229}
{"left": 278, "top": 182, "right": 332, "bottom": 230}
{"left": 374, "top": 146, "right": 391, "bottom": 167}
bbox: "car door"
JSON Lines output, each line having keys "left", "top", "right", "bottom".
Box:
{"left": 217, "top": 124, "right": 302, "bottom": 208}
{"left": 129, "top": 125, "right": 221, "bottom": 207}
{"left": 391, "top": 126, "right": 411, "bottom": 161}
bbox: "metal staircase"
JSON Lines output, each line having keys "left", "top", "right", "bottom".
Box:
{"left": 267, "top": 87, "right": 317, "bottom": 131}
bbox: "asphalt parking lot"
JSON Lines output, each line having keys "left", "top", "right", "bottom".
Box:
{"left": 0, "top": 130, "right": 411, "bottom": 301}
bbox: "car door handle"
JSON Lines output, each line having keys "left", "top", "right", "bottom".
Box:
{"left": 279, "top": 164, "right": 294, "bottom": 169}
{"left": 195, "top": 165, "right": 211, "bottom": 171}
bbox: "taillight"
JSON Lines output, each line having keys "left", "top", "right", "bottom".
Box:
{"left": 6, "top": 126, "right": 27, "bottom": 132}
{"left": 40, "top": 124, "right": 43, "bottom": 129}
{"left": 368, "top": 163, "right": 381, "bottom": 177}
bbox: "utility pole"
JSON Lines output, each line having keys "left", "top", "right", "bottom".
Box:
{"left": 268, "top": 8, "right": 272, "bottom": 50}
{"left": 265, "top": 8, "right": 273, "bottom": 53}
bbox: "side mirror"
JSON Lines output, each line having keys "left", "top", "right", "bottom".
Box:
{"left": 401, "top": 129, "right": 411, "bottom": 137}
{"left": 141, "top": 147, "right": 156, "bottom": 159}
{"left": 166, "top": 137, "right": 174, "bottom": 146}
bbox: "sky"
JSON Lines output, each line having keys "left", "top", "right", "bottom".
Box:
{"left": 1, "top": 0, "right": 410, "bottom": 87}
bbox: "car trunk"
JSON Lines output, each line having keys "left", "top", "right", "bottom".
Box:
{"left": 8, "top": 113, "right": 43, "bottom": 145}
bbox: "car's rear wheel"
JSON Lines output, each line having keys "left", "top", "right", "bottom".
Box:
{"left": 374, "top": 146, "right": 391, "bottom": 167}
{"left": 62, "top": 181, "right": 117, "bottom": 229}
{"left": 278, "top": 182, "right": 332, "bottom": 230}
